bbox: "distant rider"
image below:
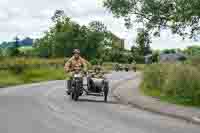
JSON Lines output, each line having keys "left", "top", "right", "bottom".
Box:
{"left": 132, "top": 60, "right": 137, "bottom": 72}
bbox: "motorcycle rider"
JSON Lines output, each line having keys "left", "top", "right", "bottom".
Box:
{"left": 114, "top": 63, "right": 120, "bottom": 71}
{"left": 64, "top": 49, "right": 88, "bottom": 95}
{"left": 92, "top": 64, "right": 104, "bottom": 78}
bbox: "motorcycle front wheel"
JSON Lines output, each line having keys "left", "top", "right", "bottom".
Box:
{"left": 103, "top": 82, "right": 109, "bottom": 102}
{"left": 74, "top": 80, "right": 80, "bottom": 101}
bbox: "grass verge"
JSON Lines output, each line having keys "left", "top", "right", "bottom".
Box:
{"left": 141, "top": 63, "right": 200, "bottom": 108}
{"left": 0, "top": 67, "right": 67, "bottom": 88}
{"left": 140, "top": 83, "right": 200, "bottom": 107}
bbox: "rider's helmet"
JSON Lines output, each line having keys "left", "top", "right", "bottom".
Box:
{"left": 73, "top": 49, "right": 80, "bottom": 54}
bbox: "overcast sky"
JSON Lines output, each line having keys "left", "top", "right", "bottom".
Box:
{"left": 0, "top": 0, "right": 199, "bottom": 50}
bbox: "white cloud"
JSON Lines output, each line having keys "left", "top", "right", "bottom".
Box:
{"left": 0, "top": 0, "right": 199, "bottom": 49}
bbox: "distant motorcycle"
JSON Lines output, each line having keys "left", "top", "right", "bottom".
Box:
{"left": 124, "top": 66, "right": 129, "bottom": 72}
{"left": 114, "top": 64, "right": 123, "bottom": 71}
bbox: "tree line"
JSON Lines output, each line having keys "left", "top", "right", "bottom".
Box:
{"left": 32, "top": 10, "right": 135, "bottom": 64}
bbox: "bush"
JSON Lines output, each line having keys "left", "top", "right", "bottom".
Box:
{"left": 134, "top": 55, "right": 145, "bottom": 64}
{"left": 6, "top": 47, "right": 20, "bottom": 57}
{"left": 90, "top": 59, "right": 98, "bottom": 65}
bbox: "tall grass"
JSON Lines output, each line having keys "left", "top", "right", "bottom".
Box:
{"left": 0, "top": 71, "right": 22, "bottom": 87}
{"left": 142, "top": 61, "right": 200, "bottom": 107}
{"left": 0, "top": 57, "right": 66, "bottom": 70}
{"left": 22, "top": 67, "right": 66, "bottom": 83}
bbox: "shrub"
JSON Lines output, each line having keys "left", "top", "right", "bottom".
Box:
{"left": 90, "top": 59, "right": 98, "bottom": 65}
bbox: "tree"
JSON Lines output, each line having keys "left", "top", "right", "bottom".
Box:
{"left": 35, "top": 9, "right": 131, "bottom": 62}
{"left": 35, "top": 10, "right": 112, "bottom": 60}
{"left": 131, "top": 29, "right": 152, "bottom": 63}
{"left": 89, "top": 21, "right": 107, "bottom": 33}
{"left": 134, "top": 29, "right": 152, "bottom": 56}
{"left": 162, "top": 49, "right": 177, "bottom": 54}
{"left": 14, "top": 36, "right": 20, "bottom": 47}
{"left": 88, "top": 21, "right": 112, "bottom": 48}
{"left": 9, "top": 36, "right": 20, "bottom": 56}
{"left": 104, "top": 0, "right": 200, "bottom": 39}
{"left": 152, "top": 50, "right": 160, "bottom": 62}
{"left": 105, "top": 48, "right": 131, "bottom": 63}
{"left": 51, "top": 9, "right": 66, "bottom": 22}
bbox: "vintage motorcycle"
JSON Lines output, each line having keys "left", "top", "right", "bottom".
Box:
{"left": 70, "top": 69, "right": 84, "bottom": 101}
{"left": 114, "top": 64, "right": 123, "bottom": 71}
{"left": 124, "top": 65, "right": 129, "bottom": 72}
{"left": 69, "top": 69, "right": 109, "bottom": 102}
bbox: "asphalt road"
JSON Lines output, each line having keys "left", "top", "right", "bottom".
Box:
{"left": 0, "top": 72, "right": 199, "bottom": 133}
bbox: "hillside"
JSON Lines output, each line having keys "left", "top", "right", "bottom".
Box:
{"left": 0, "top": 38, "right": 33, "bottom": 49}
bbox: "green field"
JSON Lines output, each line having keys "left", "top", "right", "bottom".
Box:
{"left": 18, "top": 46, "right": 33, "bottom": 51}
{"left": 0, "top": 67, "right": 67, "bottom": 88}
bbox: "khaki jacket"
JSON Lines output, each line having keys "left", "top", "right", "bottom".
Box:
{"left": 64, "top": 56, "right": 88, "bottom": 72}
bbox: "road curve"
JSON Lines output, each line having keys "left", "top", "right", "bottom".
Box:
{"left": 0, "top": 72, "right": 199, "bottom": 133}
